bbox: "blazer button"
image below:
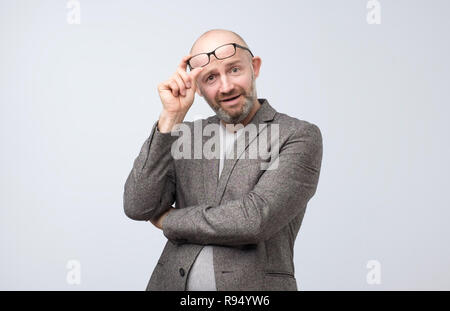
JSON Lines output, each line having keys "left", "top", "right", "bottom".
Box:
{"left": 179, "top": 268, "right": 185, "bottom": 277}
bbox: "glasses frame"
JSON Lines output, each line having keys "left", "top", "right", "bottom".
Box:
{"left": 187, "top": 42, "right": 254, "bottom": 70}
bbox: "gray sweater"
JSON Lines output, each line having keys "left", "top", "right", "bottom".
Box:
{"left": 186, "top": 121, "right": 246, "bottom": 290}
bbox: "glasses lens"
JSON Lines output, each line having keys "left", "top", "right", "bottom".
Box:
{"left": 189, "top": 54, "right": 209, "bottom": 69}
{"left": 215, "top": 44, "right": 236, "bottom": 59}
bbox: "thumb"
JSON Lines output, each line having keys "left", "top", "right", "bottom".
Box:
{"left": 189, "top": 67, "right": 204, "bottom": 91}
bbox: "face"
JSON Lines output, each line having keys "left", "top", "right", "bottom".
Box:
{"left": 194, "top": 46, "right": 261, "bottom": 124}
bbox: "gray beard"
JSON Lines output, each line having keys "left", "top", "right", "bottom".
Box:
{"left": 215, "top": 96, "right": 253, "bottom": 124}
{"left": 211, "top": 77, "right": 257, "bottom": 124}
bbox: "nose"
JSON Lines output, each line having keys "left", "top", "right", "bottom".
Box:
{"left": 218, "top": 74, "right": 234, "bottom": 94}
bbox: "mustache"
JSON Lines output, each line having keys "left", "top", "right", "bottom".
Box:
{"left": 216, "top": 89, "right": 248, "bottom": 103}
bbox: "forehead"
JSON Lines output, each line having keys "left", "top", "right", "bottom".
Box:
{"left": 198, "top": 49, "right": 248, "bottom": 78}
{"left": 190, "top": 31, "right": 245, "bottom": 55}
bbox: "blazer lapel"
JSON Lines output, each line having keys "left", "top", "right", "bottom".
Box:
{"left": 213, "top": 98, "right": 277, "bottom": 205}
{"left": 202, "top": 117, "right": 220, "bottom": 205}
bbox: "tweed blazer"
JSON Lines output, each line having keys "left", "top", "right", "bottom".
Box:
{"left": 123, "top": 98, "right": 323, "bottom": 291}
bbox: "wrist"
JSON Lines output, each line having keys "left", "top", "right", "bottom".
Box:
{"left": 158, "top": 110, "right": 187, "bottom": 133}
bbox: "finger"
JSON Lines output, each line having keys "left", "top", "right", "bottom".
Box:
{"left": 168, "top": 79, "right": 179, "bottom": 97}
{"left": 177, "top": 67, "right": 191, "bottom": 89}
{"left": 188, "top": 67, "right": 204, "bottom": 89}
{"left": 173, "top": 73, "right": 186, "bottom": 96}
{"left": 158, "top": 80, "right": 174, "bottom": 94}
{"left": 178, "top": 54, "right": 192, "bottom": 72}
{"left": 157, "top": 82, "right": 167, "bottom": 92}
{"left": 189, "top": 67, "right": 204, "bottom": 80}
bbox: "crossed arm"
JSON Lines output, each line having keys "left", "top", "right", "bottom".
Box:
{"left": 146, "top": 123, "right": 323, "bottom": 246}
{"left": 150, "top": 209, "right": 170, "bottom": 229}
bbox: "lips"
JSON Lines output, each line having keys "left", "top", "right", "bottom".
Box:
{"left": 221, "top": 94, "right": 241, "bottom": 102}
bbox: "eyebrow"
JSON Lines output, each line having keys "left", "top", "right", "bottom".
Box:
{"left": 201, "top": 60, "right": 244, "bottom": 78}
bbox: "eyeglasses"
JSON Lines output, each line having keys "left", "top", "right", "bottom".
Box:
{"left": 187, "top": 43, "right": 254, "bottom": 70}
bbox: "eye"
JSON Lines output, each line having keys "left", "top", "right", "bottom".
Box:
{"left": 231, "top": 67, "right": 240, "bottom": 73}
{"left": 206, "top": 74, "right": 216, "bottom": 82}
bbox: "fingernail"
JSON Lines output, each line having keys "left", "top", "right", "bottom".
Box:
{"left": 187, "top": 82, "right": 191, "bottom": 88}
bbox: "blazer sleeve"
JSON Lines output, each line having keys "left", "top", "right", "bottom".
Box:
{"left": 123, "top": 121, "right": 178, "bottom": 221}
{"left": 162, "top": 122, "right": 323, "bottom": 246}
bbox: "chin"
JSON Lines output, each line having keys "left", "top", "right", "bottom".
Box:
{"left": 224, "top": 105, "right": 244, "bottom": 117}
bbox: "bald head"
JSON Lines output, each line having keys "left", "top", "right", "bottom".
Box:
{"left": 189, "top": 29, "right": 252, "bottom": 62}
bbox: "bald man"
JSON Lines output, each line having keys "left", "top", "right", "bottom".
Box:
{"left": 124, "top": 29, "right": 323, "bottom": 291}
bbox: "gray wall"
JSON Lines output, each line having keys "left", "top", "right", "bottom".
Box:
{"left": 1, "top": 0, "right": 449, "bottom": 290}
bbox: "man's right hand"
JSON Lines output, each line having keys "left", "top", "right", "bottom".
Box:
{"left": 157, "top": 55, "right": 204, "bottom": 133}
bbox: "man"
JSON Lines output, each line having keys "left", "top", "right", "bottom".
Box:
{"left": 123, "top": 29, "right": 323, "bottom": 291}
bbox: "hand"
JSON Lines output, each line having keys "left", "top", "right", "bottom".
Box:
{"left": 157, "top": 55, "right": 204, "bottom": 117}
{"left": 150, "top": 209, "right": 173, "bottom": 230}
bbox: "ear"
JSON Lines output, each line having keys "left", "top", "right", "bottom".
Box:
{"left": 251, "top": 56, "right": 262, "bottom": 78}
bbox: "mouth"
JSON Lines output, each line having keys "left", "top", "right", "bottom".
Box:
{"left": 220, "top": 94, "right": 241, "bottom": 103}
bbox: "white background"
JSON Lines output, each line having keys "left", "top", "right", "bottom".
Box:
{"left": 1, "top": 0, "right": 449, "bottom": 290}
